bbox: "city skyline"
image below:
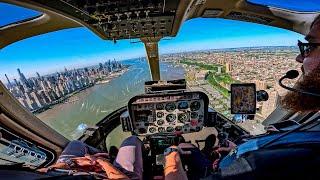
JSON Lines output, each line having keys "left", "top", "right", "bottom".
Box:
{"left": 3, "top": 60, "right": 123, "bottom": 83}
{"left": 6, "top": 60, "right": 126, "bottom": 112}
{"left": 1, "top": 45, "right": 299, "bottom": 83}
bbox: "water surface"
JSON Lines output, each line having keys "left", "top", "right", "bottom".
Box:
{"left": 37, "top": 59, "right": 185, "bottom": 139}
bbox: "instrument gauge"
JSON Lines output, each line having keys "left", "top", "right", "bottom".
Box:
{"left": 190, "top": 101, "right": 201, "bottom": 111}
{"left": 156, "top": 103, "right": 164, "bottom": 110}
{"left": 157, "top": 119, "right": 164, "bottom": 126}
{"left": 166, "top": 114, "right": 176, "bottom": 122}
{"left": 156, "top": 112, "right": 164, "bottom": 118}
{"left": 149, "top": 127, "right": 157, "bottom": 133}
{"left": 178, "top": 113, "right": 189, "bottom": 123}
{"left": 158, "top": 127, "right": 165, "bottom": 133}
{"left": 178, "top": 101, "right": 188, "bottom": 109}
{"left": 166, "top": 126, "right": 174, "bottom": 132}
{"left": 191, "top": 112, "right": 198, "bottom": 119}
{"left": 165, "top": 102, "right": 176, "bottom": 112}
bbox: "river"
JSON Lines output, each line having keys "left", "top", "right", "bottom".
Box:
{"left": 37, "top": 59, "right": 185, "bottom": 140}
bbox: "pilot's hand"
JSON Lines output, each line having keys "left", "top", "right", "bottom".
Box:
{"left": 217, "top": 140, "right": 236, "bottom": 153}
{"left": 226, "top": 140, "right": 236, "bottom": 149}
{"left": 164, "top": 145, "right": 191, "bottom": 156}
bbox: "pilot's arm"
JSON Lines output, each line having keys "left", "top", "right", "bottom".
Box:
{"left": 164, "top": 146, "right": 188, "bottom": 180}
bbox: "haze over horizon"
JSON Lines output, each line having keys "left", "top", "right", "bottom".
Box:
{"left": 0, "top": 2, "right": 304, "bottom": 82}
{"left": 2, "top": 45, "right": 299, "bottom": 83}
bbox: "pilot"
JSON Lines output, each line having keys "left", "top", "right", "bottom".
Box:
{"left": 281, "top": 15, "right": 320, "bottom": 111}
{"left": 201, "top": 134, "right": 236, "bottom": 171}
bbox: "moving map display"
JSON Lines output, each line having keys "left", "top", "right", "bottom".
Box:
{"left": 231, "top": 83, "right": 256, "bottom": 114}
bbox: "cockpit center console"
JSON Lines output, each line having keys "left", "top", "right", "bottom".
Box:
{"left": 128, "top": 91, "right": 209, "bottom": 136}
{"left": 118, "top": 79, "right": 249, "bottom": 177}
{"left": 124, "top": 90, "right": 209, "bottom": 175}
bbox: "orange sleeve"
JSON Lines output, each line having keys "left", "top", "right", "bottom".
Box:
{"left": 164, "top": 151, "right": 188, "bottom": 180}
{"left": 96, "top": 158, "right": 129, "bottom": 180}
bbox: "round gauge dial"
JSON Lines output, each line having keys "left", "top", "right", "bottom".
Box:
{"left": 156, "top": 112, "right": 164, "bottom": 118}
{"left": 165, "top": 102, "right": 176, "bottom": 112}
{"left": 157, "top": 119, "right": 164, "bottom": 126}
{"left": 166, "top": 114, "right": 176, "bottom": 122}
{"left": 178, "top": 101, "right": 188, "bottom": 109}
{"left": 190, "top": 101, "right": 201, "bottom": 111}
{"left": 178, "top": 113, "right": 189, "bottom": 123}
{"left": 166, "top": 126, "right": 174, "bottom": 132}
{"left": 158, "top": 127, "right": 165, "bottom": 133}
{"left": 149, "top": 127, "right": 157, "bottom": 133}
{"left": 156, "top": 103, "right": 164, "bottom": 110}
{"left": 191, "top": 112, "right": 198, "bottom": 119}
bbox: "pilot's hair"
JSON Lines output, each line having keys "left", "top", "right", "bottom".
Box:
{"left": 311, "top": 15, "right": 320, "bottom": 29}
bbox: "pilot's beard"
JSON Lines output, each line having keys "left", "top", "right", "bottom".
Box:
{"left": 281, "top": 65, "right": 320, "bottom": 112}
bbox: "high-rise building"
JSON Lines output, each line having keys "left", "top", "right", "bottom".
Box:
{"left": 13, "top": 79, "right": 19, "bottom": 86}
{"left": 225, "top": 62, "right": 232, "bottom": 73}
{"left": 255, "top": 80, "right": 267, "bottom": 90}
{"left": 5, "top": 74, "right": 12, "bottom": 88}
{"left": 217, "top": 67, "right": 222, "bottom": 74}
{"left": 36, "top": 72, "right": 41, "bottom": 79}
{"left": 17, "top": 68, "right": 30, "bottom": 89}
{"left": 99, "top": 63, "right": 104, "bottom": 71}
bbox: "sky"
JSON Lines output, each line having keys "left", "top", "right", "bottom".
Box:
{"left": 0, "top": 2, "right": 309, "bottom": 81}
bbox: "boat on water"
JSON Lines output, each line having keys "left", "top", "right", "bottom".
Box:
{"left": 95, "top": 79, "right": 110, "bottom": 85}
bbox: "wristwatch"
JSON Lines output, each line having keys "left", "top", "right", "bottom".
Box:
{"left": 164, "top": 147, "right": 179, "bottom": 156}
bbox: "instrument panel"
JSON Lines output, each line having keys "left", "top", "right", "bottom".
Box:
{"left": 128, "top": 91, "right": 209, "bottom": 135}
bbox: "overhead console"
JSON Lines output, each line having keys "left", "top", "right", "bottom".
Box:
{"left": 59, "top": 0, "right": 180, "bottom": 40}
{"left": 127, "top": 91, "right": 209, "bottom": 135}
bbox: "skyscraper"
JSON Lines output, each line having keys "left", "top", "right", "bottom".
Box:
{"left": 17, "top": 68, "right": 30, "bottom": 88}
{"left": 225, "top": 62, "right": 232, "bottom": 73}
{"left": 5, "top": 74, "right": 12, "bottom": 88}
{"left": 99, "top": 63, "right": 104, "bottom": 71}
{"left": 36, "top": 72, "right": 41, "bottom": 79}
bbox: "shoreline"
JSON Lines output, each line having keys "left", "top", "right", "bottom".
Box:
{"left": 32, "top": 84, "right": 94, "bottom": 114}
{"left": 35, "top": 84, "right": 97, "bottom": 121}
{"left": 35, "top": 68, "right": 129, "bottom": 116}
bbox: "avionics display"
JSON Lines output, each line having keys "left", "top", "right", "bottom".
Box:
{"left": 128, "top": 91, "right": 209, "bottom": 135}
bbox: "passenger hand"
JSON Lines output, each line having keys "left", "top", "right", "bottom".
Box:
{"left": 73, "top": 153, "right": 109, "bottom": 166}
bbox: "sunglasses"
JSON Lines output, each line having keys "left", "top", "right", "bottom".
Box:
{"left": 298, "top": 40, "right": 320, "bottom": 57}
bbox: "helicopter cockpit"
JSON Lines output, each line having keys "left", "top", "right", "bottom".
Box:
{"left": 0, "top": 0, "right": 320, "bottom": 179}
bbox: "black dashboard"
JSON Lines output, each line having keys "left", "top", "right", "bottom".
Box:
{"left": 127, "top": 91, "right": 209, "bottom": 135}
